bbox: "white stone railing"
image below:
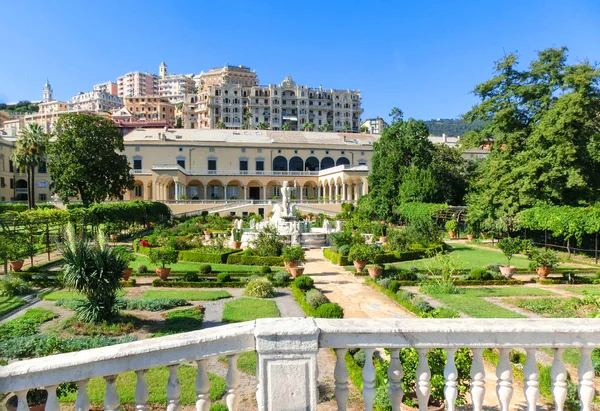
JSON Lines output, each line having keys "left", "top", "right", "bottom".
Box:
{"left": 1, "top": 318, "right": 599, "bottom": 411}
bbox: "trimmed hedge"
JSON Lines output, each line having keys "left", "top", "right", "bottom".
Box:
{"left": 226, "top": 254, "right": 284, "bottom": 266}
{"left": 323, "top": 248, "right": 350, "bottom": 266}
{"left": 324, "top": 244, "right": 446, "bottom": 266}
{"left": 152, "top": 279, "right": 245, "bottom": 288}
{"left": 179, "top": 249, "right": 241, "bottom": 264}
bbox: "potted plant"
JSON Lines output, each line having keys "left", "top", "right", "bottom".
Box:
{"left": 203, "top": 228, "right": 212, "bottom": 236}
{"left": 465, "top": 225, "right": 477, "bottom": 241}
{"left": 231, "top": 228, "right": 243, "bottom": 249}
{"left": 6, "top": 388, "right": 47, "bottom": 411}
{"left": 527, "top": 248, "right": 559, "bottom": 278}
{"left": 282, "top": 245, "right": 306, "bottom": 272}
{"left": 348, "top": 244, "right": 374, "bottom": 273}
{"left": 113, "top": 245, "right": 136, "bottom": 280}
{"left": 366, "top": 264, "right": 384, "bottom": 279}
{"left": 289, "top": 266, "right": 305, "bottom": 278}
{"left": 380, "top": 223, "right": 388, "bottom": 244}
{"left": 445, "top": 220, "right": 458, "bottom": 239}
{"left": 6, "top": 236, "right": 27, "bottom": 272}
{"left": 496, "top": 237, "right": 525, "bottom": 278}
{"left": 148, "top": 247, "right": 179, "bottom": 280}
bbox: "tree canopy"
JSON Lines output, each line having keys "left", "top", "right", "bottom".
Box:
{"left": 463, "top": 47, "right": 600, "bottom": 229}
{"left": 48, "top": 113, "right": 134, "bottom": 207}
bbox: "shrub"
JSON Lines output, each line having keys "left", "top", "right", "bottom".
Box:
{"left": 497, "top": 238, "right": 527, "bottom": 267}
{"left": 281, "top": 246, "right": 306, "bottom": 263}
{"left": 259, "top": 266, "right": 272, "bottom": 274}
{"left": 337, "top": 244, "right": 350, "bottom": 256}
{"left": 273, "top": 271, "right": 290, "bottom": 285}
{"left": 468, "top": 268, "right": 493, "bottom": 281}
{"left": 485, "top": 264, "right": 501, "bottom": 273}
{"left": 217, "top": 272, "right": 231, "bottom": 282}
{"left": 148, "top": 247, "right": 179, "bottom": 269}
{"left": 179, "top": 249, "right": 240, "bottom": 264}
{"left": 0, "top": 275, "right": 32, "bottom": 297}
{"left": 305, "top": 289, "right": 328, "bottom": 309}
{"left": 226, "top": 254, "right": 284, "bottom": 266}
{"left": 445, "top": 220, "right": 458, "bottom": 232}
{"left": 348, "top": 244, "right": 376, "bottom": 263}
{"left": 388, "top": 280, "right": 401, "bottom": 293}
{"left": 199, "top": 264, "right": 212, "bottom": 274}
{"left": 184, "top": 272, "right": 199, "bottom": 282}
{"left": 353, "top": 349, "right": 366, "bottom": 368}
{"left": 251, "top": 225, "right": 286, "bottom": 256}
{"left": 137, "top": 264, "right": 148, "bottom": 274}
{"left": 117, "top": 298, "right": 189, "bottom": 311}
{"left": 377, "top": 278, "right": 391, "bottom": 289}
{"left": 294, "top": 275, "right": 314, "bottom": 291}
{"left": 316, "top": 303, "right": 344, "bottom": 318}
{"left": 243, "top": 278, "right": 275, "bottom": 298}
{"left": 414, "top": 299, "right": 434, "bottom": 313}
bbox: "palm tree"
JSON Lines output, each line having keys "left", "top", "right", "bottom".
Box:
{"left": 243, "top": 111, "right": 252, "bottom": 129}
{"left": 257, "top": 122, "right": 269, "bottom": 130}
{"left": 282, "top": 122, "right": 292, "bottom": 131}
{"left": 12, "top": 123, "right": 48, "bottom": 209}
{"left": 343, "top": 124, "right": 351, "bottom": 132}
{"left": 216, "top": 121, "right": 225, "bottom": 129}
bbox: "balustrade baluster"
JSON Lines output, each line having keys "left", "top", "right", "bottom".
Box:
{"left": 75, "top": 379, "right": 90, "bottom": 411}
{"left": 523, "top": 348, "right": 539, "bottom": 411}
{"left": 444, "top": 348, "right": 458, "bottom": 411}
{"left": 579, "top": 347, "right": 594, "bottom": 411}
{"left": 45, "top": 385, "right": 60, "bottom": 411}
{"left": 334, "top": 348, "right": 349, "bottom": 411}
{"left": 362, "top": 348, "right": 376, "bottom": 410}
{"left": 226, "top": 354, "right": 240, "bottom": 410}
{"left": 496, "top": 348, "right": 513, "bottom": 411}
{"left": 15, "top": 389, "right": 28, "bottom": 411}
{"left": 195, "top": 359, "right": 211, "bottom": 411}
{"left": 551, "top": 348, "right": 567, "bottom": 411}
{"left": 416, "top": 348, "right": 431, "bottom": 411}
{"left": 167, "top": 364, "right": 181, "bottom": 411}
{"left": 388, "top": 348, "right": 403, "bottom": 411}
{"left": 135, "top": 370, "right": 149, "bottom": 411}
{"left": 470, "top": 348, "right": 485, "bottom": 411}
{"left": 104, "top": 375, "right": 120, "bottom": 411}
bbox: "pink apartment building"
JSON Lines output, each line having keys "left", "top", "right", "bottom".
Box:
{"left": 117, "top": 72, "right": 158, "bottom": 98}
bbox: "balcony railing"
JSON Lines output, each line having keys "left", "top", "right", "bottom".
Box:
{"left": 130, "top": 169, "right": 152, "bottom": 175}
{"left": 1, "top": 319, "right": 599, "bottom": 411}
{"left": 187, "top": 169, "right": 319, "bottom": 177}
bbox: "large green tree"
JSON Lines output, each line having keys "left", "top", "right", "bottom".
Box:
{"left": 11, "top": 123, "right": 48, "bottom": 209}
{"left": 463, "top": 47, "right": 600, "bottom": 230}
{"left": 48, "top": 113, "right": 134, "bottom": 207}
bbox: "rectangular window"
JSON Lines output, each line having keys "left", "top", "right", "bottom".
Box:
{"left": 0, "top": 177, "right": 4, "bottom": 187}
{"left": 39, "top": 193, "right": 47, "bottom": 202}
{"left": 239, "top": 159, "right": 248, "bottom": 171}
{"left": 38, "top": 161, "right": 47, "bottom": 174}
{"left": 133, "top": 159, "right": 142, "bottom": 170}
{"left": 9, "top": 160, "right": 14, "bottom": 173}
{"left": 256, "top": 159, "right": 264, "bottom": 171}
{"left": 10, "top": 178, "right": 14, "bottom": 189}
{"left": 208, "top": 159, "right": 217, "bottom": 171}
{"left": 177, "top": 159, "right": 185, "bottom": 169}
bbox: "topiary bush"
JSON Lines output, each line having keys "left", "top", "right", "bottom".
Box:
{"left": 414, "top": 299, "right": 434, "bottom": 313}
{"left": 377, "top": 278, "right": 391, "bottom": 289}
{"left": 199, "top": 264, "right": 212, "bottom": 274}
{"left": 337, "top": 244, "right": 350, "bottom": 256}
{"left": 353, "top": 349, "right": 366, "bottom": 368}
{"left": 137, "top": 264, "right": 148, "bottom": 274}
{"left": 0, "top": 275, "right": 32, "bottom": 297}
{"left": 294, "top": 275, "right": 314, "bottom": 291}
{"left": 217, "top": 272, "right": 231, "bottom": 282}
{"left": 316, "top": 302, "right": 344, "bottom": 318}
{"left": 273, "top": 271, "right": 290, "bottom": 285}
{"left": 243, "top": 278, "right": 275, "bottom": 298}
{"left": 388, "top": 280, "right": 401, "bottom": 293}
{"left": 305, "top": 289, "right": 328, "bottom": 309}
{"left": 184, "top": 272, "right": 199, "bottom": 282}
{"left": 468, "top": 268, "right": 492, "bottom": 281}
{"left": 259, "top": 266, "right": 272, "bottom": 274}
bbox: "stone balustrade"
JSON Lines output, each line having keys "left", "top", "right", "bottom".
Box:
{"left": 1, "top": 318, "right": 599, "bottom": 411}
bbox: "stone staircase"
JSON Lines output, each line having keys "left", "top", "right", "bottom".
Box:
{"left": 300, "top": 232, "right": 328, "bottom": 249}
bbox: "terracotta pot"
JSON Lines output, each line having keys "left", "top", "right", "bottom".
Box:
{"left": 480, "top": 232, "right": 486, "bottom": 238}
{"left": 499, "top": 265, "right": 516, "bottom": 278}
{"left": 9, "top": 260, "right": 24, "bottom": 272}
{"left": 122, "top": 267, "right": 133, "bottom": 280}
{"left": 289, "top": 266, "right": 305, "bottom": 278}
{"left": 155, "top": 267, "right": 171, "bottom": 280}
{"left": 109, "top": 234, "right": 118, "bottom": 241}
{"left": 203, "top": 230, "right": 212, "bottom": 236}
{"left": 536, "top": 266, "right": 552, "bottom": 278}
{"left": 448, "top": 231, "right": 456, "bottom": 239}
{"left": 285, "top": 261, "right": 298, "bottom": 272}
{"left": 467, "top": 234, "right": 474, "bottom": 241}
{"left": 353, "top": 260, "right": 368, "bottom": 272}
{"left": 380, "top": 236, "right": 388, "bottom": 244}
{"left": 232, "top": 241, "right": 242, "bottom": 249}
{"left": 367, "top": 266, "right": 384, "bottom": 279}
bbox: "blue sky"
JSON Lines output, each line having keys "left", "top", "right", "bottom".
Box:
{"left": 1, "top": 0, "right": 599, "bottom": 121}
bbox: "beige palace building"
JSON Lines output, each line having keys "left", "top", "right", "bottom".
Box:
{"left": 123, "top": 128, "right": 374, "bottom": 215}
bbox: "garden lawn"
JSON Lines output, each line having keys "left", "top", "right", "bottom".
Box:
{"left": 130, "top": 254, "right": 274, "bottom": 273}
{"left": 503, "top": 297, "right": 594, "bottom": 318}
{"left": 142, "top": 290, "right": 231, "bottom": 301}
{"left": 58, "top": 365, "right": 225, "bottom": 405}
{"left": 220, "top": 297, "right": 281, "bottom": 376}
{"left": 559, "top": 285, "right": 600, "bottom": 295}
{"left": 42, "top": 289, "right": 126, "bottom": 301}
{"left": 0, "top": 296, "right": 26, "bottom": 316}
{"left": 424, "top": 287, "right": 553, "bottom": 318}
{"left": 386, "top": 244, "right": 531, "bottom": 271}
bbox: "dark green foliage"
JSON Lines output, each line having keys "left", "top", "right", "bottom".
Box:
{"left": 294, "top": 275, "right": 314, "bottom": 291}
{"left": 468, "top": 268, "right": 493, "bottom": 281}
{"left": 353, "top": 349, "right": 366, "bottom": 367}
{"left": 316, "top": 303, "right": 344, "bottom": 318}
{"left": 184, "top": 272, "right": 199, "bottom": 282}
{"left": 0, "top": 308, "right": 57, "bottom": 339}
{"left": 423, "top": 118, "right": 486, "bottom": 137}
{"left": 273, "top": 271, "right": 290, "bottom": 285}
{"left": 216, "top": 272, "right": 231, "bottom": 282}
{"left": 116, "top": 298, "right": 190, "bottom": 311}
{"left": 388, "top": 280, "right": 401, "bottom": 293}
{"left": 0, "top": 275, "right": 32, "bottom": 297}
{"left": 199, "top": 264, "right": 212, "bottom": 274}
{"left": 0, "top": 100, "right": 39, "bottom": 113}
{"left": 179, "top": 249, "right": 241, "bottom": 264}
{"left": 305, "top": 289, "right": 328, "bottom": 309}
{"left": 226, "top": 254, "right": 284, "bottom": 266}
{"left": 259, "top": 266, "right": 272, "bottom": 274}
{"left": 48, "top": 113, "right": 134, "bottom": 206}
{"left": 251, "top": 225, "right": 287, "bottom": 256}
{"left": 137, "top": 264, "right": 148, "bottom": 274}
{"left": 148, "top": 247, "right": 178, "bottom": 269}
{"left": 152, "top": 280, "right": 245, "bottom": 288}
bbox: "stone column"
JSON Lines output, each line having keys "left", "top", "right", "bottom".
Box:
{"left": 263, "top": 185, "right": 267, "bottom": 201}
{"left": 342, "top": 183, "right": 346, "bottom": 202}
{"left": 361, "top": 181, "right": 366, "bottom": 196}
{"left": 243, "top": 186, "right": 247, "bottom": 201}
{"left": 203, "top": 185, "right": 208, "bottom": 200}
{"left": 255, "top": 318, "right": 319, "bottom": 411}
{"left": 175, "top": 183, "right": 179, "bottom": 200}
{"left": 223, "top": 185, "right": 227, "bottom": 200}
{"left": 334, "top": 184, "right": 339, "bottom": 202}
{"left": 354, "top": 184, "right": 359, "bottom": 201}
{"left": 300, "top": 185, "right": 304, "bottom": 201}
{"left": 328, "top": 184, "right": 333, "bottom": 202}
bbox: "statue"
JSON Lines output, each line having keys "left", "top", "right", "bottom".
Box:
{"left": 249, "top": 219, "right": 256, "bottom": 230}
{"left": 280, "top": 181, "right": 294, "bottom": 216}
{"left": 323, "top": 219, "right": 331, "bottom": 233}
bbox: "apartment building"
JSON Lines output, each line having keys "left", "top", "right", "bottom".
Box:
{"left": 94, "top": 81, "right": 119, "bottom": 96}
{"left": 361, "top": 117, "right": 389, "bottom": 134}
{"left": 68, "top": 91, "right": 123, "bottom": 112}
{"left": 158, "top": 62, "right": 195, "bottom": 103}
{"left": 123, "top": 96, "right": 175, "bottom": 124}
{"left": 117, "top": 72, "right": 158, "bottom": 98}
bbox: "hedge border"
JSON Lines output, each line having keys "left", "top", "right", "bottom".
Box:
{"left": 226, "top": 254, "right": 284, "bottom": 266}
{"left": 152, "top": 279, "right": 245, "bottom": 288}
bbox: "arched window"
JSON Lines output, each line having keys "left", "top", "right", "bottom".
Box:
{"left": 358, "top": 159, "right": 367, "bottom": 166}
{"left": 320, "top": 157, "right": 334, "bottom": 170}
{"left": 289, "top": 156, "right": 304, "bottom": 171}
{"left": 272, "top": 156, "right": 288, "bottom": 171}
{"left": 336, "top": 157, "right": 350, "bottom": 166}
{"left": 305, "top": 156, "right": 319, "bottom": 171}
{"left": 16, "top": 179, "right": 28, "bottom": 188}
